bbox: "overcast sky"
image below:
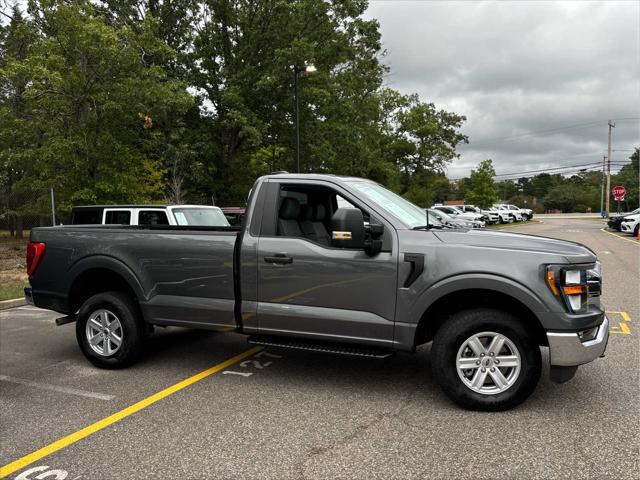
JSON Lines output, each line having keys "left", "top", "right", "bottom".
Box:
{"left": 365, "top": 0, "right": 640, "bottom": 180}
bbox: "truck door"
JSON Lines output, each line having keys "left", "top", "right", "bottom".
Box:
{"left": 255, "top": 180, "right": 398, "bottom": 348}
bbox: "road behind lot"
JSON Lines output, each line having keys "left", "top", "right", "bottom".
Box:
{"left": 1, "top": 218, "right": 638, "bottom": 479}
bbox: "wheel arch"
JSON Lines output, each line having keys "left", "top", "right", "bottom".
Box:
{"left": 412, "top": 275, "right": 549, "bottom": 348}
{"left": 67, "top": 256, "right": 146, "bottom": 314}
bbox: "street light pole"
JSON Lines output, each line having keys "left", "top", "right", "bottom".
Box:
{"left": 293, "top": 65, "right": 301, "bottom": 173}
{"left": 293, "top": 64, "right": 316, "bottom": 173}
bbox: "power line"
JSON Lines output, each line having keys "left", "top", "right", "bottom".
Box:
{"left": 449, "top": 160, "right": 631, "bottom": 181}
{"left": 460, "top": 118, "right": 640, "bottom": 148}
{"left": 450, "top": 160, "right": 631, "bottom": 181}
{"left": 494, "top": 163, "right": 632, "bottom": 181}
{"left": 462, "top": 121, "right": 605, "bottom": 147}
{"left": 493, "top": 161, "right": 605, "bottom": 177}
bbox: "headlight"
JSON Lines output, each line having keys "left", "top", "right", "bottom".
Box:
{"left": 546, "top": 263, "right": 601, "bottom": 313}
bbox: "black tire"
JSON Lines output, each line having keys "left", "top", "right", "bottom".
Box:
{"left": 76, "top": 291, "right": 146, "bottom": 369}
{"left": 634, "top": 224, "right": 639, "bottom": 237}
{"left": 431, "top": 308, "right": 541, "bottom": 411}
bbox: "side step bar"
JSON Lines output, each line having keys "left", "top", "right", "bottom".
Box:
{"left": 247, "top": 335, "right": 394, "bottom": 359}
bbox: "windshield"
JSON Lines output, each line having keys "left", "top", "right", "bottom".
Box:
{"left": 428, "top": 208, "right": 452, "bottom": 221}
{"left": 347, "top": 181, "right": 430, "bottom": 229}
{"left": 172, "top": 208, "right": 230, "bottom": 226}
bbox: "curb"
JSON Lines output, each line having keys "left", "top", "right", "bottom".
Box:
{"left": 0, "top": 298, "right": 27, "bottom": 311}
{"left": 599, "top": 228, "right": 640, "bottom": 245}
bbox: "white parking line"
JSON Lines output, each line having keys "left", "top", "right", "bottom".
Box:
{"left": 0, "top": 375, "right": 114, "bottom": 401}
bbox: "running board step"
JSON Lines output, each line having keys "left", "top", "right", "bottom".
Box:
{"left": 247, "top": 335, "right": 394, "bottom": 359}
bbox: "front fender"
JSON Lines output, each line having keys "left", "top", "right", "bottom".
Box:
{"left": 414, "top": 273, "right": 549, "bottom": 320}
{"left": 393, "top": 273, "right": 550, "bottom": 351}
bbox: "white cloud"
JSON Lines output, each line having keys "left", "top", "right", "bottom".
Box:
{"left": 365, "top": 0, "right": 640, "bottom": 178}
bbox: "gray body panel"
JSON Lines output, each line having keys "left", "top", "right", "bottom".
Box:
{"left": 28, "top": 173, "right": 603, "bottom": 355}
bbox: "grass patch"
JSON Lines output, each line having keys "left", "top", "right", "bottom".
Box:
{"left": 0, "top": 277, "right": 26, "bottom": 301}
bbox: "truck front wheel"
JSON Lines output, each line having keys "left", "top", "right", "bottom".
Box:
{"left": 76, "top": 291, "right": 145, "bottom": 369}
{"left": 431, "top": 308, "right": 541, "bottom": 411}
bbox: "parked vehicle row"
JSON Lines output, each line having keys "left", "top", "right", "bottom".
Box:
{"left": 430, "top": 205, "right": 486, "bottom": 228}
{"left": 429, "top": 203, "right": 533, "bottom": 227}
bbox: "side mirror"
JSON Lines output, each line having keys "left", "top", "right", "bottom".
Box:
{"left": 331, "top": 208, "right": 365, "bottom": 249}
{"left": 364, "top": 223, "right": 384, "bottom": 256}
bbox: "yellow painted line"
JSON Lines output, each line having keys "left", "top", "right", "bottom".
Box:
{"left": 599, "top": 228, "right": 640, "bottom": 245}
{"left": 0, "top": 346, "right": 263, "bottom": 479}
{"left": 610, "top": 322, "right": 632, "bottom": 335}
{"left": 606, "top": 311, "right": 632, "bottom": 322}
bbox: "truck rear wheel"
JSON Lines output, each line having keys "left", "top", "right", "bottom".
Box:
{"left": 431, "top": 308, "right": 541, "bottom": 411}
{"left": 76, "top": 291, "right": 145, "bottom": 369}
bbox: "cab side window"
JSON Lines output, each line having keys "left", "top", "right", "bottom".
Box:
{"left": 275, "top": 186, "right": 364, "bottom": 248}
{"left": 104, "top": 210, "right": 131, "bottom": 224}
{"left": 139, "top": 210, "right": 169, "bottom": 225}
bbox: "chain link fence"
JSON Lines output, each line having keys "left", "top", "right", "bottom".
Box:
{"left": 0, "top": 188, "right": 56, "bottom": 300}
{"left": 0, "top": 187, "right": 55, "bottom": 248}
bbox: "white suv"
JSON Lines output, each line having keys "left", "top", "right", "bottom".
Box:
{"left": 70, "top": 205, "right": 231, "bottom": 226}
{"left": 494, "top": 204, "right": 523, "bottom": 222}
{"left": 620, "top": 213, "right": 640, "bottom": 237}
{"left": 457, "top": 205, "right": 498, "bottom": 224}
{"left": 432, "top": 205, "right": 486, "bottom": 227}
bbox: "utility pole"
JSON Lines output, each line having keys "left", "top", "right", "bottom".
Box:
{"left": 605, "top": 120, "right": 615, "bottom": 217}
{"left": 600, "top": 155, "right": 606, "bottom": 217}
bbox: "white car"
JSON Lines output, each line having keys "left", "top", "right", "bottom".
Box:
{"left": 427, "top": 209, "right": 485, "bottom": 229}
{"left": 483, "top": 207, "right": 511, "bottom": 224}
{"left": 620, "top": 213, "right": 640, "bottom": 236}
{"left": 436, "top": 205, "right": 486, "bottom": 226}
{"left": 494, "top": 204, "right": 523, "bottom": 222}
{"left": 519, "top": 207, "right": 534, "bottom": 220}
{"left": 457, "top": 204, "right": 499, "bottom": 224}
{"left": 492, "top": 205, "right": 515, "bottom": 222}
{"left": 432, "top": 205, "right": 486, "bottom": 226}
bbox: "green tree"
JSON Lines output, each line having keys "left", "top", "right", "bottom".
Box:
{"left": 1, "top": 0, "right": 469, "bottom": 209}
{"left": 612, "top": 148, "right": 639, "bottom": 210}
{"left": 543, "top": 184, "right": 593, "bottom": 213}
{"left": 0, "top": 0, "right": 193, "bottom": 213}
{"left": 466, "top": 159, "right": 498, "bottom": 208}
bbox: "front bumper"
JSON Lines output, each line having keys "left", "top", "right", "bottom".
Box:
{"left": 620, "top": 223, "right": 633, "bottom": 233}
{"left": 546, "top": 316, "right": 609, "bottom": 366}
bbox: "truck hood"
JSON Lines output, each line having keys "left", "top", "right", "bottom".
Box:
{"left": 433, "top": 229, "right": 596, "bottom": 263}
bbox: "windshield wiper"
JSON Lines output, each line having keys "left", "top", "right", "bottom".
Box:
{"left": 412, "top": 224, "right": 443, "bottom": 230}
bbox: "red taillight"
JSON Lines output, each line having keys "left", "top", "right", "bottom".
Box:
{"left": 26, "top": 241, "right": 46, "bottom": 276}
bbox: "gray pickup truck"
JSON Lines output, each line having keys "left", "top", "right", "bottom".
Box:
{"left": 25, "top": 173, "right": 608, "bottom": 410}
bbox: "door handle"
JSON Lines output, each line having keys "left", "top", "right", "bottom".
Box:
{"left": 264, "top": 253, "right": 293, "bottom": 265}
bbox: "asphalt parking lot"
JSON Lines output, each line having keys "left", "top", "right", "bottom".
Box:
{"left": 1, "top": 218, "right": 638, "bottom": 480}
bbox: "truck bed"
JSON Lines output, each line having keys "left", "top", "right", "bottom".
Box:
{"left": 29, "top": 225, "right": 242, "bottom": 328}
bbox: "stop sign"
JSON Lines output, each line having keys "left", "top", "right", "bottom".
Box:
{"left": 612, "top": 186, "right": 626, "bottom": 201}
